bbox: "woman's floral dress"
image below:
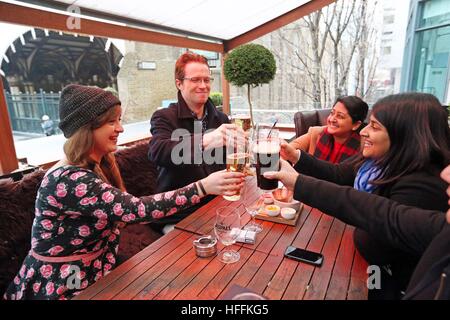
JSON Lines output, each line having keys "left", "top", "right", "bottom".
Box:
{"left": 4, "top": 165, "right": 201, "bottom": 300}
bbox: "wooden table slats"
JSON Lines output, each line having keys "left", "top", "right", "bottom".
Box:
{"left": 75, "top": 178, "right": 368, "bottom": 300}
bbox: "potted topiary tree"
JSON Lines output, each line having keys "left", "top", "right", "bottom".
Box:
{"left": 223, "top": 43, "right": 276, "bottom": 128}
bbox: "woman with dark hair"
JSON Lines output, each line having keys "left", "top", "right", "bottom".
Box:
{"left": 281, "top": 92, "right": 450, "bottom": 299}
{"left": 290, "top": 96, "right": 369, "bottom": 163}
{"left": 3, "top": 84, "right": 244, "bottom": 300}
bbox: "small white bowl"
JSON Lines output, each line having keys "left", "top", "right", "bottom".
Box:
{"left": 280, "top": 207, "right": 296, "bottom": 220}
{"left": 273, "top": 198, "right": 301, "bottom": 211}
{"left": 265, "top": 205, "right": 280, "bottom": 217}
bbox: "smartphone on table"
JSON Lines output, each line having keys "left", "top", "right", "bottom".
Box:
{"left": 284, "top": 245, "right": 324, "bottom": 267}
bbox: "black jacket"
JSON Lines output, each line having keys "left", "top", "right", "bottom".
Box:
{"left": 294, "top": 151, "right": 448, "bottom": 296}
{"left": 148, "top": 92, "right": 228, "bottom": 226}
{"left": 149, "top": 91, "right": 229, "bottom": 193}
{"left": 294, "top": 174, "right": 450, "bottom": 300}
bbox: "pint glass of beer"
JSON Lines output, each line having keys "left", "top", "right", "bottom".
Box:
{"left": 253, "top": 125, "right": 280, "bottom": 190}
{"left": 224, "top": 129, "right": 249, "bottom": 201}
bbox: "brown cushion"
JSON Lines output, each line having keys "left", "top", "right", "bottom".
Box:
{"left": 0, "top": 169, "right": 45, "bottom": 296}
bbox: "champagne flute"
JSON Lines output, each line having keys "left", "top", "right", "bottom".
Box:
{"left": 214, "top": 207, "right": 241, "bottom": 264}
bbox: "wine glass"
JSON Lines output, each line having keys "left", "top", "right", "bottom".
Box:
{"left": 241, "top": 177, "right": 263, "bottom": 233}
{"left": 214, "top": 207, "right": 241, "bottom": 264}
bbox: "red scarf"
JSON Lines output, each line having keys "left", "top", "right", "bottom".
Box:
{"left": 313, "top": 127, "right": 361, "bottom": 164}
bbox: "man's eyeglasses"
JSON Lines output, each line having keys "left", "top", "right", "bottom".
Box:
{"left": 182, "top": 77, "right": 214, "bottom": 84}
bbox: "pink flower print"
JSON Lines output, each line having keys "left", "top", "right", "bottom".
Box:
{"left": 151, "top": 209, "right": 164, "bottom": 219}
{"left": 39, "top": 264, "right": 53, "bottom": 279}
{"left": 175, "top": 195, "right": 187, "bottom": 206}
{"left": 26, "top": 268, "right": 35, "bottom": 279}
{"left": 191, "top": 194, "right": 201, "bottom": 204}
{"left": 60, "top": 264, "right": 71, "bottom": 278}
{"left": 167, "top": 207, "right": 178, "bottom": 216}
{"left": 47, "top": 196, "right": 63, "bottom": 209}
{"left": 45, "top": 282, "right": 55, "bottom": 296}
{"left": 93, "top": 259, "right": 102, "bottom": 269}
{"left": 131, "top": 196, "right": 140, "bottom": 203}
{"left": 41, "top": 176, "right": 49, "bottom": 188}
{"left": 164, "top": 190, "right": 175, "bottom": 200}
{"left": 92, "top": 241, "right": 103, "bottom": 251}
{"left": 70, "top": 238, "right": 83, "bottom": 246}
{"left": 31, "top": 237, "right": 38, "bottom": 249}
{"left": 80, "top": 196, "right": 98, "bottom": 206}
{"left": 33, "top": 282, "right": 41, "bottom": 293}
{"left": 93, "top": 209, "right": 107, "bottom": 220}
{"left": 95, "top": 220, "right": 107, "bottom": 230}
{"left": 153, "top": 193, "right": 162, "bottom": 201}
{"left": 75, "top": 183, "right": 87, "bottom": 197}
{"left": 108, "top": 233, "right": 117, "bottom": 242}
{"left": 101, "top": 230, "right": 111, "bottom": 238}
{"left": 52, "top": 169, "right": 62, "bottom": 178}
{"left": 78, "top": 225, "right": 91, "bottom": 237}
{"left": 100, "top": 182, "right": 111, "bottom": 190}
{"left": 81, "top": 280, "right": 88, "bottom": 289}
{"left": 95, "top": 271, "right": 103, "bottom": 281}
{"left": 14, "top": 276, "right": 20, "bottom": 285}
{"left": 56, "top": 286, "right": 67, "bottom": 296}
{"left": 106, "top": 253, "right": 115, "bottom": 264}
{"left": 41, "top": 232, "right": 52, "bottom": 240}
{"left": 16, "top": 289, "right": 23, "bottom": 300}
{"left": 41, "top": 219, "right": 53, "bottom": 231}
{"left": 70, "top": 171, "right": 87, "bottom": 181}
{"left": 19, "top": 265, "right": 26, "bottom": 277}
{"left": 56, "top": 183, "right": 67, "bottom": 198}
{"left": 42, "top": 210, "right": 57, "bottom": 217}
{"left": 138, "top": 203, "right": 145, "bottom": 217}
{"left": 67, "top": 211, "right": 82, "bottom": 219}
{"left": 48, "top": 245, "right": 64, "bottom": 256}
{"left": 58, "top": 227, "right": 64, "bottom": 235}
{"left": 76, "top": 271, "right": 86, "bottom": 280}
{"left": 102, "top": 191, "right": 114, "bottom": 203}
{"left": 113, "top": 203, "right": 123, "bottom": 216}
{"left": 103, "top": 263, "right": 112, "bottom": 272}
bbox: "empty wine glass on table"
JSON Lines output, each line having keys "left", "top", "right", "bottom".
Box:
{"left": 241, "top": 177, "right": 263, "bottom": 233}
{"left": 214, "top": 207, "right": 241, "bottom": 264}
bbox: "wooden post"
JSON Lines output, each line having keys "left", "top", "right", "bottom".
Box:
{"left": 0, "top": 79, "right": 18, "bottom": 174}
{"left": 221, "top": 53, "right": 230, "bottom": 115}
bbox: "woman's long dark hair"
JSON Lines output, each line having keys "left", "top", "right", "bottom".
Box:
{"left": 354, "top": 92, "right": 450, "bottom": 186}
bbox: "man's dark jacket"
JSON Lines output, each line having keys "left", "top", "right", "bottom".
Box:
{"left": 148, "top": 92, "right": 229, "bottom": 226}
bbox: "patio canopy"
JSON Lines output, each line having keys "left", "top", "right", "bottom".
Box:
{"left": 0, "top": 0, "right": 336, "bottom": 174}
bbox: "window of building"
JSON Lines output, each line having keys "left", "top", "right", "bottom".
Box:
{"left": 383, "top": 15, "right": 395, "bottom": 24}
{"left": 419, "top": 0, "right": 450, "bottom": 29}
{"left": 411, "top": 26, "right": 450, "bottom": 102}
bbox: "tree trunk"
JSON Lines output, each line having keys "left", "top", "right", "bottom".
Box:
{"left": 247, "top": 83, "right": 255, "bottom": 128}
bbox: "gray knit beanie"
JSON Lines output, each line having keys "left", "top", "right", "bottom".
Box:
{"left": 58, "top": 84, "right": 121, "bottom": 138}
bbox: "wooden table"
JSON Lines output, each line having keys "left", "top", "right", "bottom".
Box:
{"left": 75, "top": 177, "right": 368, "bottom": 300}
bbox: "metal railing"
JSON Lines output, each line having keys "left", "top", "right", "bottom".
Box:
{"left": 5, "top": 90, "right": 61, "bottom": 134}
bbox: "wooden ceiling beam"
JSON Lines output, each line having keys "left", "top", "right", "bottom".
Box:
{"left": 224, "top": 0, "right": 337, "bottom": 52}
{"left": 0, "top": 2, "right": 224, "bottom": 53}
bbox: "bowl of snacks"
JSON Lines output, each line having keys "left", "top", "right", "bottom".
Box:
{"left": 272, "top": 188, "right": 301, "bottom": 211}
{"left": 280, "top": 207, "right": 296, "bottom": 220}
{"left": 265, "top": 205, "right": 280, "bottom": 217}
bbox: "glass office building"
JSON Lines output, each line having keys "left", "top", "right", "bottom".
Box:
{"left": 402, "top": 0, "right": 450, "bottom": 104}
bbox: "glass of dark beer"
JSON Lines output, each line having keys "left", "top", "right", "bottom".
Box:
{"left": 253, "top": 125, "right": 280, "bottom": 190}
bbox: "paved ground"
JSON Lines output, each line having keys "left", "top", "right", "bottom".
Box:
{"left": 14, "top": 120, "right": 151, "bottom": 166}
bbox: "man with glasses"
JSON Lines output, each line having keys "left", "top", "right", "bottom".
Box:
{"left": 148, "top": 51, "right": 238, "bottom": 233}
